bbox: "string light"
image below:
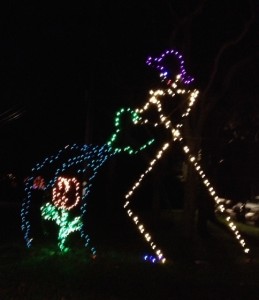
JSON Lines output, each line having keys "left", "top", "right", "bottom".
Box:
{"left": 21, "top": 108, "right": 154, "bottom": 255}
{"left": 21, "top": 48, "right": 250, "bottom": 263}
{"left": 52, "top": 176, "right": 81, "bottom": 210}
{"left": 121, "top": 49, "right": 250, "bottom": 262}
{"left": 32, "top": 176, "right": 46, "bottom": 190}
{"left": 41, "top": 201, "right": 83, "bottom": 252}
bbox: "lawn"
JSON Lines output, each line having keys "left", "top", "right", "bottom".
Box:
{"left": 1, "top": 204, "right": 259, "bottom": 299}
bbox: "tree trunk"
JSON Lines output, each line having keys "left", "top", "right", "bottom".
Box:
{"left": 182, "top": 116, "right": 202, "bottom": 239}
{"left": 183, "top": 164, "right": 198, "bottom": 239}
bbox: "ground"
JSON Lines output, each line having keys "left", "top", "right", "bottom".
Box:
{"left": 1, "top": 202, "right": 259, "bottom": 299}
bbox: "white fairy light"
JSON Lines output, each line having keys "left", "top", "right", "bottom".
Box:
{"left": 122, "top": 48, "right": 250, "bottom": 264}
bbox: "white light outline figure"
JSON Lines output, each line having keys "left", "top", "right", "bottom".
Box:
{"left": 122, "top": 49, "right": 250, "bottom": 264}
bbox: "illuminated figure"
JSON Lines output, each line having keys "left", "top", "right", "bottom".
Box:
{"left": 21, "top": 49, "right": 250, "bottom": 263}
{"left": 121, "top": 49, "right": 250, "bottom": 263}
{"left": 21, "top": 108, "right": 154, "bottom": 256}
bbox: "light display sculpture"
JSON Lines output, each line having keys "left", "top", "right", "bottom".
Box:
{"left": 41, "top": 176, "right": 82, "bottom": 252}
{"left": 21, "top": 108, "right": 154, "bottom": 255}
{"left": 21, "top": 49, "right": 250, "bottom": 263}
{"left": 121, "top": 49, "right": 250, "bottom": 263}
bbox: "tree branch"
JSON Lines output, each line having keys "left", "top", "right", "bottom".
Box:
{"left": 167, "top": 0, "right": 207, "bottom": 43}
{"left": 202, "top": 0, "right": 255, "bottom": 98}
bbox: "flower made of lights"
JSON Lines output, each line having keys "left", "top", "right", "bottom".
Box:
{"left": 21, "top": 108, "right": 154, "bottom": 255}
{"left": 40, "top": 176, "right": 82, "bottom": 252}
{"left": 121, "top": 49, "right": 250, "bottom": 264}
{"left": 52, "top": 176, "right": 80, "bottom": 210}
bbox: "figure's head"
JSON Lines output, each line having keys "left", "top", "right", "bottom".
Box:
{"left": 146, "top": 49, "right": 194, "bottom": 87}
{"left": 107, "top": 107, "right": 155, "bottom": 154}
{"left": 135, "top": 49, "right": 199, "bottom": 128}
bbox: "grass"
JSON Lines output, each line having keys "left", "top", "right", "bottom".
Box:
{"left": 1, "top": 207, "right": 259, "bottom": 299}
{"left": 218, "top": 214, "right": 259, "bottom": 240}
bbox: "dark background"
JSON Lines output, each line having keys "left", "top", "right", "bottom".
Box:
{"left": 0, "top": 1, "right": 172, "bottom": 176}
{"left": 0, "top": 1, "right": 258, "bottom": 201}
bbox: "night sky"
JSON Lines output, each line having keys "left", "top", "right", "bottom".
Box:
{"left": 1, "top": 0, "right": 258, "bottom": 183}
